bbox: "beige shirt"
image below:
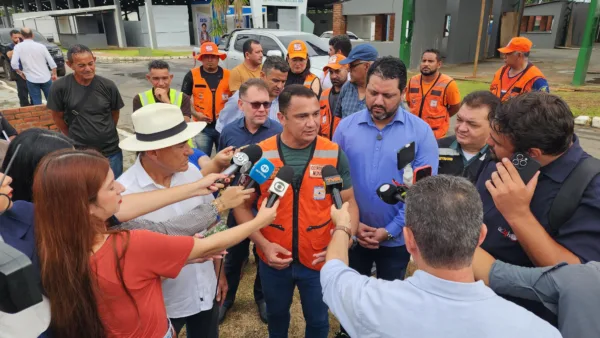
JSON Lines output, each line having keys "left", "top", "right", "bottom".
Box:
{"left": 229, "top": 63, "right": 262, "bottom": 92}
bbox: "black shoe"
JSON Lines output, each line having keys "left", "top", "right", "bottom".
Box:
{"left": 218, "top": 305, "right": 229, "bottom": 324}
{"left": 334, "top": 331, "right": 351, "bottom": 338}
{"left": 257, "top": 301, "right": 268, "bottom": 324}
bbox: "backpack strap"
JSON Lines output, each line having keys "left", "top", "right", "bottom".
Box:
{"left": 549, "top": 157, "right": 600, "bottom": 236}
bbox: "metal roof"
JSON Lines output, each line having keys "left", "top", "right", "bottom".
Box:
{"left": 11, "top": 5, "right": 116, "bottom": 20}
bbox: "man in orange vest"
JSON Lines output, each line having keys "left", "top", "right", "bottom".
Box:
{"left": 181, "top": 42, "right": 232, "bottom": 155}
{"left": 319, "top": 54, "right": 348, "bottom": 140}
{"left": 234, "top": 85, "right": 358, "bottom": 338}
{"left": 490, "top": 37, "right": 549, "bottom": 102}
{"left": 406, "top": 49, "right": 461, "bottom": 139}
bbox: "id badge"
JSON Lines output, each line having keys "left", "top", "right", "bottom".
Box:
{"left": 429, "top": 100, "right": 438, "bottom": 108}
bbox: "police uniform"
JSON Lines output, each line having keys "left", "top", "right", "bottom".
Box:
{"left": 437, "top": 135, "right": 491, "bottom": 183}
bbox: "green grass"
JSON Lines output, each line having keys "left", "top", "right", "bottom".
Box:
{"left": 60, "top": 48, "right": 190, "bottom": 57}
{"left": 455, "top": 79, "right": 600, "bottom": 117}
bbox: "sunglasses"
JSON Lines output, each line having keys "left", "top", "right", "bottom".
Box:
{"left": 242, "top": 99, "right": 272, "bottom": 110}
{"left": 349, "top": 61, "right": 367, "bottom": 70}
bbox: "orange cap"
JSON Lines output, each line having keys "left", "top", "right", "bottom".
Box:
{"left": 197, "top": 42, "right": 226, "bottom": 60}
{"left": 287, "top": 40, "right": 308, "bottom": 59}
{"left": 498, "top": 37, "right": 533, "bottom": 54}
{"left": 323, "top": 54, "right": 347, "bottom": 71}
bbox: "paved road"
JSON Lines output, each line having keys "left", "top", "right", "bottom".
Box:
{"left": 4, "top": 59, "right": 600, "bottom": 159}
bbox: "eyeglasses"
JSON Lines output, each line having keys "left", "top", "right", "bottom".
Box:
{"left": 349, "top": 61, "right": 367, "bottom": 70}
{"left": 241, "top": 99, "right": 272, "bottom": 110}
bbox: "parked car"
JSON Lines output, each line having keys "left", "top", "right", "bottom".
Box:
{"left": 320, "top": 30, "right": 363, "bottom": 41}
{"left": 193, "top": 29, "right": 330, "bottom": 80}
{"left": 0, "top": 28, "right": 66, "bottom": 81}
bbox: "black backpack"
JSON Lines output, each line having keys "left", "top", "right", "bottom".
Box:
{"left": 549, "top": 157, "right": 600, "bottom": 236}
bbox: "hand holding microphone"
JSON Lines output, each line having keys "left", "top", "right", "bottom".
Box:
{"left": 321, "top": 165, "right": 344, "bottom": 209}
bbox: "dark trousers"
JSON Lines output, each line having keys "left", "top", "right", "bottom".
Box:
{"left": 259, "top": 261, "right": 329, "bottom": 338}
{"left": 339, "top": 245, "right": 411, "bottom": 336}
{"left": 170, "top": 302, "right": 219, "bottom": 338}
{"left": 15, "top": 74, "right": 31, "bottom": 107}
{"left": 223, "top": 238, "right": 264, "bottom": 309}
{"left": 107, "top": 151, "right": 123, "bottom": 179}
{"left": 194, "top": 127, "right": 220, "bottom": 156}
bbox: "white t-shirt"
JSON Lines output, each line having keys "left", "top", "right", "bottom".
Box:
{"left": 117, "top": 156, "right": 216, "bottom": 319}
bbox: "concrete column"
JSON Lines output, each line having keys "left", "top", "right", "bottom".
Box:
{"left": 50, "top": 0, "right": 56, "bottom": 10}
{"left": 250, "top": 0, "right": 263, "bottom": 28}
{"left": 3, "top": 5, "right": 10, "bottom": 28}
{"left": 22, "top": 0, "right": 29, "bottom": 12}
{"left": 35, "top": 0, "right": 41, "bottom": 11}
{"left": 332, "top": 3, "right": 346, "bottom": 36}
{"left": 145, "top": 0, "right": 157, "bottom": 48}
{"left": 113, "top": 0, "right": 127, "bottom": 47}
{"left": 296, "top": 1, "right": 306, "bottom": 32}
{"left": 88, "top": 0, "right": 94, "bottom": 8}
{"left": 67, "top": 0, "right": 74, "bottom": 9}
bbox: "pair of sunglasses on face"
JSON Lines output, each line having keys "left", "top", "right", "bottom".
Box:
{"left": 241, "top": 99, "right": 272, "bottom": 110}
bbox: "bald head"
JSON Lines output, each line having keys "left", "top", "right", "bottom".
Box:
{"left": 21, "top": 27, "right": 33, "bottom": 39}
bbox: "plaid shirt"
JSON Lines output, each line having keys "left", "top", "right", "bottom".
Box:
{"left": 334, "top": 81, "right": 366, "bottom": 119}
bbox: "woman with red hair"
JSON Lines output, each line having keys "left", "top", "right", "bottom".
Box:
{"left": 33, "top": 149, "right": 278, "bottom": 338}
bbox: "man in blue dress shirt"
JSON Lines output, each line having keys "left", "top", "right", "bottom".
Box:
{"left": 333, "top": 56, "right": 439, "bottom": 286}
{"left": 217, "top": 78, "right": 283, "bottom": 324}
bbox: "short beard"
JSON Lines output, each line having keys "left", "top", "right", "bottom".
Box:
{"left": 420, "top": 69, "right": 436, "bottom": 76}
{"left": 369, "top": 104, "right": 398, "bottom": 121}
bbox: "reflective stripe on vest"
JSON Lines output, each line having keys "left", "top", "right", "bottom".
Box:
{"left": 303, "top": 73, "right": 318, "bottom": 88}
{"left": 407, "top": 73, "right": 453, "bottom": 139}
{"left": 318, "top": 88, "right": 340, "bottom": 140}
{"left": 490, "top": 64, "right": 545, "bottom": 102}
{"left": 190, "top": 67, "right": 231, "bottom": 122}
{"left": 139, "top": 89, "right": 183, "bottom": 107}
{"left": 257, "top": 135, "right": 339, "bottom": 271}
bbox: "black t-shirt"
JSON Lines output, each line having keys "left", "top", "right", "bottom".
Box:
{"left": 47, "top": 74, "right": 124, "bottom": 156}
{"left": 181, "top": 67, "right": 224, "bottom": 128}
{"left": 7, "top": 43, "right": 21, "bottom": 71}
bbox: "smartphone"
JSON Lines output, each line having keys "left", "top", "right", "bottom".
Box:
{"left": 397, "top": 142, "right": 416, "bottom": 170}
{"left": 510, "top": 152, "right": 541, "bottom": 184}
{"left": 413, "top": 165, "right": 432, "bottom": 184}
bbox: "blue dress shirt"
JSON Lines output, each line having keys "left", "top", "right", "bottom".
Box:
{"left": 215, "top": 91, "right": 280, "bottom": 133}
{"left": 333, "top": 107, "right": 439, "bottom": 246}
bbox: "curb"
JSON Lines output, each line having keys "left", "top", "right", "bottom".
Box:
{"left": 94, "top": 55, "right": 193, "bottom": 63}
{"left": 575, "top": 116, "right": 600, "bottom": 129}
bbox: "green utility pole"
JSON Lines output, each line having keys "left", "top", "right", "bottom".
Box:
{"left": 399, "top": 0, "right": 414, "bottom": 67}
{"left": 572, "top": 0, "right": 599, "bottom": 86}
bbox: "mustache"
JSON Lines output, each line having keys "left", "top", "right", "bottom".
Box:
{"left": 371, "top": 105, "right": 386, "bottom": 111}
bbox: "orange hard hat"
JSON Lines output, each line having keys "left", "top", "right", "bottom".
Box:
{"left": 197, "top": 42, "right": 226, "bottom": 60}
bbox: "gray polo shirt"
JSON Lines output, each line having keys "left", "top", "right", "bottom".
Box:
{"left": 321, "top": 259, "right": 561, "bottom": 338}
{"left": 491, "top": 260, "right": 600, "bottom": 338}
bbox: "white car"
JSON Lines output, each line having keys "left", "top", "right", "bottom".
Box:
{"left": 193, "top": 29, "right": 330, "bottom": 80}
{"left": 320, "top": 31, "right": 363, "bottom": 42}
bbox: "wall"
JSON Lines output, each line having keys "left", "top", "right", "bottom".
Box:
{"left": 151, "top": 6, "right": 190, "bottom": 47}
{"left": 346, "top": 15, "right": 375, "bottom": 40}
{"left": 488, "top": 0, "right": 515, "bottom": 57}
{"left": 13, "top": 15, "right": 60, "bottom": 42}
{"left": 306, "top": 12, "right": 331, "bottom": 36}
{"left": 569, "top": 3, "right": 589, "bottom": 47}
{"left": 412, "top": 0, "right": 446, "bottom": 68}
{"left": 2, "top": 105, "right": 56, "bottom": 132}
{"left": 103, "top": 13, "right": 118, "bottom": 46}
{"left": 59, "top": 33, "right": 108, "bottom": 49}
{"left": 445, "top": 0, "right": 493, "bottom": 65}
{"left": 75, "top": 16, "right": 100, "bottom": 34}
{"left": 522, "top": 1, "right": 567, "bottom": 49}
{"left": 123, "top": 21, "right": 148, "bottom": 47}
{"left": 277, "top": 8, "right": 298, "bottom": 31}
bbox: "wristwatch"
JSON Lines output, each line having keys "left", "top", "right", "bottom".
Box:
{"left": 385, "top": 229, "right": 394, "bottom": 241}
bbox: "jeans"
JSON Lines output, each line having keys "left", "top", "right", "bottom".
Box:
{"left": 26, "top": 79, "right": 52, "bottom": 105}
{"left": 223, "top": 238, "right": 264, "bottom": 309}
{"left": 170, "top": 302, "right": 219, "bottom": 338}
{"left": 15, "top": 74, "right": 31, "bottom": 107}
{"left": 193, "top": 127, "right": 220, "bottom": 156}
{"left": 107, "top": 151, "right": 123, "bottom": 179}
{"left": 340, "top": 244, "right": 411, "bottom": 336}
{"left": 259, "top": 260, "right": 329, "bottom": 338}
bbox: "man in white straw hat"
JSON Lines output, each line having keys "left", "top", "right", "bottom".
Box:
{"left": 118, "top": 103, "right": 222, "bottom": 338}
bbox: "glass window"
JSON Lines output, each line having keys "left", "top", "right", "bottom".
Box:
{"left": 278, "top": 34, "right": 329, "bottom": 57}
{"left": 234, "top": 34, "right": 260, "bottom": 52}
{"left": 260, "top": 36, "right": 281, "bottom": 54}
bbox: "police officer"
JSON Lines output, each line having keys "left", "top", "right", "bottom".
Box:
{"left": 181, "top": 42, "right": 232, "bottom": 155}
{"left": 406, "top": 49, "right": 461, "bottom": 139}
{"left": 490, "top": 37, "right": 549, "bottom": 102}
{"left": 234, "top": 85, "right": 358, "bottom": 338}
{"left": 437, "top": 91, "right": 499, "bottom": 183}
{"left": 133, "top": 60, "right": 192, "bottom": 120}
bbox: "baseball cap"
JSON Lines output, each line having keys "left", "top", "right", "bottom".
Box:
{"left": 323, "top": 54, "right": 347, "bottom": 72}
{"left": 339, "top": 44, "right": 378, "bottom": 65}
{"left": 287, "top": 40, "right": 308, "bottom": 59}
{"left": 498, "top": 37, "right": 533, "bottom": 54}
{"left": 198, "top": 42, "right": 226, "bottom": 60}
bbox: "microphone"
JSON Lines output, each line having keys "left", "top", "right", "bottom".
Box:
{"left": 236, "top": 161, "right": 254, "bottom": 187}
{"left": 376, "top": 183, "right": 407, "bottom": 205}
{"left": 245, "top": 158, "right": 275, "bottom": 190}
{"left": 266, "top": 166, "right": 294, "bottom": 208}
{"left": 321, "top": 165, "right": 343, "bottom": 209}
{"left": 220, "top": 144, "right": 263, "bottom": 177}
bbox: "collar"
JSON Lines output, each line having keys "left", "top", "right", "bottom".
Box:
{"left": 450, "top": 139, "right": 489, "bottom": 158}
{"left": 133, "top": 155, "right": 176, "bottom": 189}
{"left": 357, "top": 106, "right": 406, "bottom": 127}
{"left": 409, "top": 270, "right": 496, "bottom": 301}
{"left": 237, "top": 116, "right": 272, "bottom": 130}
{"left": 540, "top": 135, "right": 584, "bottom": 183}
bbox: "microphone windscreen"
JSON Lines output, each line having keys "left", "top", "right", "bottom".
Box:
{"left": 275, "top": 165, "right": 294, "bottom": 184}
{"left": 321, "top": 165, "right": 339, "bottom": 180}
{"left": 242, "top": 144, "right": 263, "bottom": 164}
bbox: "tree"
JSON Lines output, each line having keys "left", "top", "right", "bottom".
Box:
{"left": 210, "top": 0, "right": 248, "bottom": 38}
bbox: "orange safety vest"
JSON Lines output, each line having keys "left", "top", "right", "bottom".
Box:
{"left": 303, "top": 73, "right": 318, "bottom": 89}
{"left": 490, "top": 64, "right": 545, "bottom": 102}
{"left": 407, "top": 73, "right": 454, "bottom": 139}
{"left": 257, "top": 135, "right": 339, "bottom": 271}
{"left": 190, "top": 67, "right": 232, "bottom": 122}
{"left": 319, "top": 88, "right": 341, "bottom": 140}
